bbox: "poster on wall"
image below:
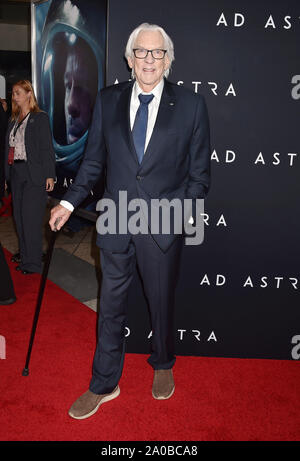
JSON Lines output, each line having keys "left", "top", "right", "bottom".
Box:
{"left": 32, "top": 0, "right": 107, "bottom": 230}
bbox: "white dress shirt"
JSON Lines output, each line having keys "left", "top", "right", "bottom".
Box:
{"left": 61, "top": 79, "right": 165, "bottom": 212}
{"left": 9, "top": 115, "right": 30, "bottom": 160}
{"left": 130, "top": 78, "right": 164, "bottom": 152}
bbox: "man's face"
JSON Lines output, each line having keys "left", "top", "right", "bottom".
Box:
{"left": 64, "top": 52, "right": 94, "bottom": 144}
{"left": 127, "top": 30, "right": 170, "bottom": 92}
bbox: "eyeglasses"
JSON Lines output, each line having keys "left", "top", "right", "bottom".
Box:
{"left": 133, "top": 48, "right": 167, "bottom": 60}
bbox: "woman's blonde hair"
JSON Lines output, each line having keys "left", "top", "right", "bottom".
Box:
{"left": 11, "top": 80, "right": 40, "bottom": 121}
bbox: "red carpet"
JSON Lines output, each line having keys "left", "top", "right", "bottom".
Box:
{"left": 0, "top": 248, "right": 299, "bottom": 441}
{"left": 0, "top": 194, "right": 12, "bottom": 217}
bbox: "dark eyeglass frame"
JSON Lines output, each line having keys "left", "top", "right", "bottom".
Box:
{"left": 133, "top": 48, "right": 167, "bottom": 60}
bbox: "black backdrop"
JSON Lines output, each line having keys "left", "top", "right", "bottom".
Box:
{"left": 0, "top": 51, "right": 31, "bottom": 106}
{"left": 106, "top": 0, "right": 300, "bottom": 360}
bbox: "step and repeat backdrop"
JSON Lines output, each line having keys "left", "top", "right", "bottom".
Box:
{"left": 107, "top": 0, "right": 300, "bottom": 360}
{"left": 32, "top": 0, "right": 300, "bottom": 360}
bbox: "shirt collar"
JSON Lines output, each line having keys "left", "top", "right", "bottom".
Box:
{"left": 133, "top": 78, "right": 165, "bottom": 101}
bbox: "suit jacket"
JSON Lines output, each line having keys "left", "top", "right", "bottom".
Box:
{"left": 5, "top": 111, "right": 56, "bottom": 186}
{"left": 63, "top": 79, "right": 211, "bottom": 252}
{"left": 0, "top": 103, "right": 8, "bottom": 198}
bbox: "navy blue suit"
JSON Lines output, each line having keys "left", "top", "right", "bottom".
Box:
{"left": 63, "top": 79, "right": 211, "bottom": 393}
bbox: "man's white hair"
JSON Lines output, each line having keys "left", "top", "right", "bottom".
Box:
{"left": 125, "top": 22, "right": 175, "bottom": 78}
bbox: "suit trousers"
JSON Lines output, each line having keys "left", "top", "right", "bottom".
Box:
{"left": 0, "top": 243, "right": 15, "bottom": 300}
{"left": 89, "top": 233, "right": 184, "bottom": 394}
{"left": 10, "top": 162, "right": 47, "bottom": 273}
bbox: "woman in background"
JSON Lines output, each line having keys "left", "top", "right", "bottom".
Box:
{"left": 5, "top": 80, "right": 56, "bottom": 274}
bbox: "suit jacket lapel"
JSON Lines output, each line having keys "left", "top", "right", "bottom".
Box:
{"left": 24, "top": 112, "right": 32, "bottom": 147}
{"left": 141, "top": 79, "right": 177, "bottom": 168}
{"left": 116, "top": 81, "right": 138, "bottom": 164}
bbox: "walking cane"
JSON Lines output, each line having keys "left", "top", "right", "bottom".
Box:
{"left": 22, "top": 220, "right": 60, "bottom": 376}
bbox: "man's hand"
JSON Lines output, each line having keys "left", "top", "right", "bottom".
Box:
{"left": 46, "top": 178, "right": 55, "bottom": 192}
{"left": 49, "top": 204, "right": 72, "bottom": 231}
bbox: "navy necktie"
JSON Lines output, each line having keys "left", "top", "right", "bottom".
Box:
{"left": 132, "top": 93, "right": 154, "bottom": 164}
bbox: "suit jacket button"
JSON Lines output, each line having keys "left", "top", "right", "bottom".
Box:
{"left": 136, "top": 175, "right": 142, "bottom": 180}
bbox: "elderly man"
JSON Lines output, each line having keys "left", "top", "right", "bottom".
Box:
{"left": 49, "top": 23, "right": 211, "bottom": 419}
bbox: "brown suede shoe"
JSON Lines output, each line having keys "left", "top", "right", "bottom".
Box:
{"left": 68, "top": 386, "right": 120, "bottom": 420}
{"left": 152, "top": 369, "right": 175, "bottom": 400}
